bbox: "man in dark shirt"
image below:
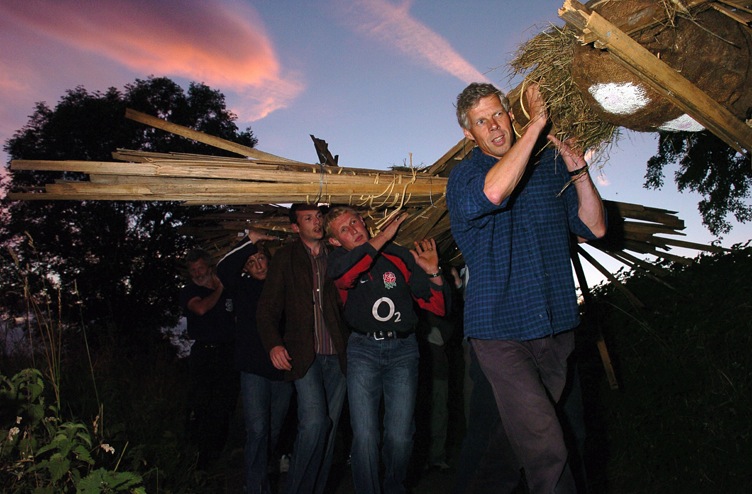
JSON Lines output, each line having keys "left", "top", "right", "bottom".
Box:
{"left": 217, "top": 232, "right": 293, "bottom": 494}
{"left": 179, "top": 248, "right": 238, "bottom": 469}
{"left": 446, "top": 82, "right": 607, "bottom": 493}
{"left": 257, "top": 204, "right": 348, "bottom": 494}
{"left": 325, "top": 206, "right": 447, "bottom": 494}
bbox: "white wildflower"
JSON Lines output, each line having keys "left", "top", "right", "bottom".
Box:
{"left": 8, "top": 427, "right": 20, "bottom": 440}
{"left": 100, "top": 443, "right": 115, "bottom": 454}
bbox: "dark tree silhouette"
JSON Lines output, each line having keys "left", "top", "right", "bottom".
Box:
{"left": 1, "top": 76, "right": 257, "bottom": 353}
{"left": 645, "top": 130, "right": 751, "bottom": 236}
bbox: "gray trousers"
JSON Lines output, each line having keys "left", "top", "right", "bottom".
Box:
{"left": 471, "top": 331, "right": 577, "bottom": 494}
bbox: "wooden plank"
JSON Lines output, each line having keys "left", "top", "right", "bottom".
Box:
{"left": 43, "top": 180, "right": 445, "bottom": 198}
{"left": 125, "top": 108, "right": 302, "bottom": 163}
{"left": 576, "top": 244, "right": 646, "bottom": 309}
{"left": 718, "top": 0, "right": 752, "bottom": 15}
{"left": 560, "top": 0, "right": 752, "bottom": 156}
{"left": 656, "top": 237, "right": 728, "bottom": 253}
{"left": 577, "top": 0, "right": 713, "bottom": 44}
{"left": 605, "top": 249, "right": 670, "bottom": 278}
{"left": 621, "top": 220, "right": 684, "bottom": 236}
{"left": 11, "top": 159, "right": 448, "bottom": 187}
{"left": 610, "top": 200, "right": 678, "bottom": 216}
{"left": 608, "top": 201, "right": 684, "bottom": 228}
{"left": 9, "top": 191, "right": 445, "bottom": 207}
{"left": 571, "top": 245, "right": 620, "bottom": 389}
{"left": 712, "top": 2, "right": 752, "bottom": 24}
{"left": 425, "top": 138, "right": 475, "bottom": 176}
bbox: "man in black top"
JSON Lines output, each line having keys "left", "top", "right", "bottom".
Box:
{"left": 217, "top": 231, "right": 293, "bottom": 494}
{"left": 179, "top": 248, "right": 238, "bottom": 469}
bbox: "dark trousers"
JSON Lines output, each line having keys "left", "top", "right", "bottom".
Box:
{"left": 453, "top": 346, "right": 521, "bottom": 494}
{"left": 472, "top": 333, "right": 577, "bottom": 494}
{"left": 187, "top": 341, "right": 239, "bottom": 467}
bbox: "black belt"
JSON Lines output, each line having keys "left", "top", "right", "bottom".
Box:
{"left": 359, "top": 330, "right": 411, "bottom": 340}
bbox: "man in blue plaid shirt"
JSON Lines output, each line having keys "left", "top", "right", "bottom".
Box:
{"left": 446, "top": 82, "right": 607, "bottom": 493}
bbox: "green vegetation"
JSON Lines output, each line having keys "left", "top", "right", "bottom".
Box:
{"left": 581, "top": 243, "right": 752, "bottom": 493}
{"left": 646, "top": 131, "right": 751, "bottom": 236}
{"left": 1, "top": 77, "right": 255, "bottom": 492}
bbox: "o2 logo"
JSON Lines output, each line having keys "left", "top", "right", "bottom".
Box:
{"left": 371, "top": 297, "right": 401, "bottom": 323}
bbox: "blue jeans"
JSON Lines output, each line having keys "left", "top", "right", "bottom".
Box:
{"left": 286, "top": 354, "right": 346, "bottom": 494}
{"left": 347, "top": 332, "right": 419, "bottom": 494}
{"left": 240, "top": 372, "right": 293, "bottom": 494}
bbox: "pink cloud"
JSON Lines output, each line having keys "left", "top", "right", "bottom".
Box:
{"left": 331, "top": 0, "right": 490, "bottom": 84}
{"left": 0, "top": 0, "right": 303, "bottom": 121}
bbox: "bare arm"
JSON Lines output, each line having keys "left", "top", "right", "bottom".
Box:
{"left": 246, "top": 228, "right": 276, "bottom": 244}
{"left": 484, "top": 84, "right": 549, "bottom": 205}
{"left": 547, "top": 135, "right": 607, "bottom": 238}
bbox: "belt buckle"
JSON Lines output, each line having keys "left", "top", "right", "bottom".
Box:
{"left": 373, "top": 331, "right": 385, "bottom": 341}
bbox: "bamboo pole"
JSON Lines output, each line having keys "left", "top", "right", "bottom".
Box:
{"left": 11, "top": 158, "right": 444, "bottom": 185}
{"left": 125, "top": 108, "right": 301, "bottom": 162}
{"left": 571, "top": 243, "right": 619, "bottom": 389}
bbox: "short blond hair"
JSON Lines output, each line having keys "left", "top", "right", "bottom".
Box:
{"left": 324, "top": 206, "right": 360, "bottom": 238}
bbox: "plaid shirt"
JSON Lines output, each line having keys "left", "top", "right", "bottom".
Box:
{"left": 446, "top": 146, "right": 600, "bottom": 341}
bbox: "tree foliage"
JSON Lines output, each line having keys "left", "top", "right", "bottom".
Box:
{"left": 1, "top": 76, "right": 257, "bottom": 352}
{"left": 645, "top": 130, "right": 752, "bottom": 236}
{"left": 581, "top": 244, "right": 752, "bottom": 492}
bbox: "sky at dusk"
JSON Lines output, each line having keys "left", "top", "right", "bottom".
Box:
{"left": 1, "top": 0, "right": 749, "bottom": 285}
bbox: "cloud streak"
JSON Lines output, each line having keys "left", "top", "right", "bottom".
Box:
{"left": 0, "top": 0, "right": 303, "bottom": 121}
{"left": 331, "top": 0, "right": 489, "bottom": 84}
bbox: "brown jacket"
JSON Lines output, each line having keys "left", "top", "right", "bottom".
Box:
{"left": 257, "top": 239, "right": 348, "bottom": 380}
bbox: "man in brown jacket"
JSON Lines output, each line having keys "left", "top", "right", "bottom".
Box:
{"left": 257, "top": 203, "right": 348, "bottom": 494}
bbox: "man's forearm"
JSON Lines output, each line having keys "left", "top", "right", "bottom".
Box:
{"left": 574, "top": 174, "right": 607, "bottom": 238}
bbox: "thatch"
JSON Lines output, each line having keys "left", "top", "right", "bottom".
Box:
{"left": 508, "top": 0, "right": 752, "bottom": 156}
{"left": 509, "top": 24, "right": 620, "bottom": 154}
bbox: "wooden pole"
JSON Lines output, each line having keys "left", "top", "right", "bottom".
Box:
{"left": 125, "top": 108, "right": 301, "bottom": 163}
{"left": 571, "top": 241, "right": 619, "bottom": 390}
{"left": 559, "top": 0, "right": 752, "bottom": 156}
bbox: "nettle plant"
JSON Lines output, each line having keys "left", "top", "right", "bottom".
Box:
{"left": 1, "top": 369, "right": 145, "bottom": 493}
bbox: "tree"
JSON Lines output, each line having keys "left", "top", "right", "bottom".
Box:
{"left": 1, "top": 76, "right": 257, "bottom": 355}
{"left": 645, "top": 130, "right": 752, "bottom": 236}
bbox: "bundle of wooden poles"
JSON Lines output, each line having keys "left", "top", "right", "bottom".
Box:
{"left": 9, "top": 108, "right": 724, "bottom": 273}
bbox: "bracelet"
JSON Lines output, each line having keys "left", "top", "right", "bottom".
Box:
{"left": 427, "top": 267, "right": 442, "bottom": 278}
{"left": 568, "top": 164, "right": 589, "bottom": 177}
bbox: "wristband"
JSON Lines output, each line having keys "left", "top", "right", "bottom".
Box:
{"left": 427, "top": 267, "right": 442, "bottom": 278}
{"left": 568, "top": 164, "right": 589, "bottom": 177}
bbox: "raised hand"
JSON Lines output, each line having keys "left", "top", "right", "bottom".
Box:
{"left": 546, "top": 135, "right": 587, "bottom": 174}
{"left": 524, "top": 83, "right": 548, "bottom": 131}
{"left": 246, "top": 228, "right": 277, "bottom": 244}
{"left": 380, "top": 212, "right": 408, "bottom": 242}
{"left": 411, "top": 238, "right": 440, "bottom": 275}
